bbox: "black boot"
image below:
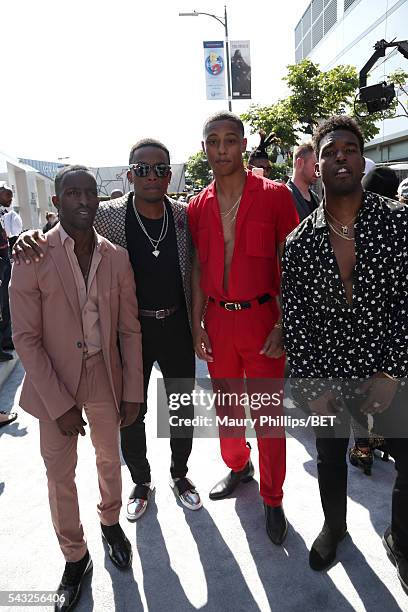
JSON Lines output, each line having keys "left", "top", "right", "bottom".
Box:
{"left": 264, "top": 504, "right": 288, "bottom": 545}
{"left": 383, "top": 527, "right": 408, "bottom": 594}
{"left": 209, "top": 460, "right": 254, "bottom": 500}
{"left": 54, "top": 551, "right": 92, "bottom": 612}
{"left": 309, "top": 524, "right": 347, "bottom": 571}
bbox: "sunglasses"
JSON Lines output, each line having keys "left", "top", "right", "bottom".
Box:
{"left": 130, "top": 162, "right": 171, "bottom": 178}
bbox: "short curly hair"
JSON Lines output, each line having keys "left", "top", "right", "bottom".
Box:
{"left": 312, "top": 115, "right": 364, "bottom": 156}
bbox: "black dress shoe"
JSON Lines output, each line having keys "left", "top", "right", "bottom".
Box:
{"left": 209, "top": 460, "right": 254, "bottom": 500}
{"left": 101, "top": 522, "right": 132, "bottom": 570}
{"left": 0, "top": 350, "right": 13, "bottom": 362}
{"left": 383, "top": 527, "right": 408, "bottom": 594}
{"left": 264, "top": 504, "right": 288, "bottom": 545}
{"left": 309, "top": 524, "right": 347, "bottom": 571}
{"left": 54, "top": 550, "right": 92, "bottom": 612}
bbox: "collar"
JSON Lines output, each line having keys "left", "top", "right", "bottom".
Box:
{"left": 288, "top": 179, "right": 312, "bottom": 198}
{"left": 58, "top": 223, "right": 103, "bottom": 251}
{"left": 205, "top": 169, "right": 259, "bottom": 200}
{"left": 315, "top": 190, "right": 368, "bottom": 231}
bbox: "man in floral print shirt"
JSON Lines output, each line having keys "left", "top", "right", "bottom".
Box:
{"left": 282, "top": 116, "right": 408, "bottom": 595}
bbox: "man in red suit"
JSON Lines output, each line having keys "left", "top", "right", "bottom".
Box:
{"left": 188, "top": 112, "right": 298, "bottom": 545}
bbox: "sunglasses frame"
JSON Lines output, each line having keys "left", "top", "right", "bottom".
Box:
{"left": 129, "top": 162, "right": 171, "bottom": 178}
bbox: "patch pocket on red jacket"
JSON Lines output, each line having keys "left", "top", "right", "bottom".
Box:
{"left": 246, "top": 221, "right": 275, "bottom": 257}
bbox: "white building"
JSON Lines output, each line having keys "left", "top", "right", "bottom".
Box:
{"left": 295, "top": 0, "right": 408, "bottom": 162}
{"left": 91, "top": 164, "right": 186, "bottom": 197}
{"left": 20, "top": 159, "right": 187, "bottom": 199}
{"left": 0, "top": 152, "right": 54, "bottom": 229}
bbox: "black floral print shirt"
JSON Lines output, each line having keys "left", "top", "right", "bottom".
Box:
{"left": 282, "top": 191, "right": 408, "bottom": 390}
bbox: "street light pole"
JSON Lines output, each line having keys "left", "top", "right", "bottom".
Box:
{"left": 179, "top": 5, "right": 232, "bottom": 111}
{"left": 224, "top": 5, "right": 232, "bottom": 112}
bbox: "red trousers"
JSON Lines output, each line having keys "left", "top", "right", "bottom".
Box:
{"left": 205, "top": 299, "right": 286, "bottom": 507}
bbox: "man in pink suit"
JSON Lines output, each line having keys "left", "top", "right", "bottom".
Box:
{"left": 9, "top": 165, "right": 143, "bottom": 612}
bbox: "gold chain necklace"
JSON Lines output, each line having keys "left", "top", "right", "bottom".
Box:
{"left": 324, "top": 206, "right": 357, "bottom": 236}
{"left": 220, "top": 195, "right": 242, "bottom": 217}
{"left": 222, "top": 199, "right": 242, "bottom": 228}
{"left": 327, "top": 219, "right": 355, "bottom": 241}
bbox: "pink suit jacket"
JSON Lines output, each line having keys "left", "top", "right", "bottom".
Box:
{"left": 9, "top": 225, "right": 144, "bottom": 422}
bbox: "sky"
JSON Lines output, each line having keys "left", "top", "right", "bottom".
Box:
{"left": 2, "top": 0, "right": 309, "bottom": 166}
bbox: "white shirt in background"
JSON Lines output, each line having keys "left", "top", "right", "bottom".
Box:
{"left": 0, "top": 208, "right": 23, "bottom": 237}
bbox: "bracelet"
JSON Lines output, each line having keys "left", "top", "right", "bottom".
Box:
{"left": 274, "top": 321, "right": 283, "bottom": 329}
{"left": 382, "top": 372, "right": 398, "bottom": 381}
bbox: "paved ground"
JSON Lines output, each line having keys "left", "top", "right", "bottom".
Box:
{"left": 1, "top": 361, "right": 407, "bottom": 612}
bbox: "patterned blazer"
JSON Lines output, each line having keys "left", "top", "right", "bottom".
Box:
{"left": 94, "top": 192, "right": 193, "bottom": 326}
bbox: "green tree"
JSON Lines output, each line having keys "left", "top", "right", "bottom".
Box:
{"left": 241, "top": 59, "right": 408, "bottom": 155}
{"left": 241, "top": 100, "right": 297, "bottom": 159}
{"left": 185, "top": 151, "right": 212, "bottom": 189}
{"left": 269, "top": 162, "right": 291, "bottom": 181}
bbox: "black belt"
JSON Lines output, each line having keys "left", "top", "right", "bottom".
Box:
{"left": 208, "top": 294, "right": 271, "bottom": 311}
{"left": 139, "top": 305, "right": 179, "bottom": 319}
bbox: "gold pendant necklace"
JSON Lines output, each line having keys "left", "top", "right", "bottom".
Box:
{"left": 327, "top": 220, "right": 355, "bottom": 241}
{"left": 325, "top": 206, "right": 357, "bottom": 236}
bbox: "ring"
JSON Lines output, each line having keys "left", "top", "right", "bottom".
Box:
{"left": 373, "top": 401, "right": 381, "bottom": 408}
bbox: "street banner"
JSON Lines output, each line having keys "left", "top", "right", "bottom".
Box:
{"left": 230, "top": 40, "right": 251, "bottom": 99}
{"left": 203, "top": 41, "right": 226, "bottom": 100}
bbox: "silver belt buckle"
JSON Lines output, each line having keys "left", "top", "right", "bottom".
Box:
{"left": 156, "top": 309, "right": 166, "bottom": 319}
{"left": 224, "top": 302, "right": 240, "bottom": 311}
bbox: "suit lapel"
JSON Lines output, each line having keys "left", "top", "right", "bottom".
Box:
{"left": 96, "top": 247, "right": 111, "bottom": 350}
{"left": 48, "top": 229, "right": 82, "bottom": 326}
{"left": 168, "top": 197, "right": 193, "bottom": 327}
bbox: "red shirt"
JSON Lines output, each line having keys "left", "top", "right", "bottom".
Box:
{"left": 188, "top": 171, "right": 299, "bottom": 301}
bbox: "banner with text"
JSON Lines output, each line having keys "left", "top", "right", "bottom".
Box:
{"left": 203, "top": 41, "right": 226, "bottom": 100}
{"left": 230, "top": 40, "right": 251, "bottom": 99}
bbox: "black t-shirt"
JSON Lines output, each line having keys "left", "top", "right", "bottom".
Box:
{"left": 287, "top": 179, "right": 319, "bottom": 222}
{"left": 125, "top": 195, "right": 184, "bottom": 309}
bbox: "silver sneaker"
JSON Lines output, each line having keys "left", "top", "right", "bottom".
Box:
{"left": 171, "top": 477, "right": 202, "bottom": 510}
{"left": 126, "top": 483, "right": 154, "bottom": 522}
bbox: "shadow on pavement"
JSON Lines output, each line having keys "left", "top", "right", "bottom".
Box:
{"left": 0, "top": 420, "right": 28, "bottom": 438}
{"left": 234, "top": 482, "right": 402, "bottom": 612}
{"left": 288, "top": 408, "right": 396, "bottom": 540}
{"left": 101, "top": 540, "right": 143, "bottom": 612}
{"left": 340, "top": 535, "right": 402, "bottom": 611}
{"left": 281, "top": 409, "right": 403, "bottom": 608}
{"left": 183, "top": 504, "right": 262, "bottom": 611}
{"left": 136, "top": 495, "right": 197, "bottom": 611}
{"left": 233, "top": 484, "right": 353, "bottom": 612}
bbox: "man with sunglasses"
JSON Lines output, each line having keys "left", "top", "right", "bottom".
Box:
{"left": 12, "top": 139, "right": 201, "bottom": 520}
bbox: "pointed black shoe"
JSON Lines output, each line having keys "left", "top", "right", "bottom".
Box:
{"left": 383, "top": 527, "right": 408, "bottom": 594}
{"left": 209, "top": 460, "right": 254, "bottom": 500}
{"left": 54, "top": 550, "right": 92, "bottom": 612}
{"left": 101, "top": 522, "right": 132, "bottom": 570}
{"left": 264, "top": 504, "right": 288, "bottom": 545}
{"left": 309, "top": 524, "right": 347, "bottom": 571}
